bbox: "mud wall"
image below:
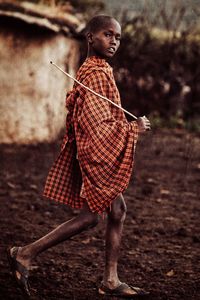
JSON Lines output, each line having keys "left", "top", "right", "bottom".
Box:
{"left": 0, "top": 20, "right": 80, "bottom": 144}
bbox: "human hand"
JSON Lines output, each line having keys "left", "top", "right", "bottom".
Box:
{"left": 136, "top": 116, "right": 151, "bottom": 133}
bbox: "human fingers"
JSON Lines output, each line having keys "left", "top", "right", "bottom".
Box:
{"left": 145, "top": 119, "right": 151, "bottom": 129}
{"left": 143, "top": 115, "right": 151, "bottom": 123}
{"left": 142, "top": 117, "right": 151, "bottom": 131}
{"left": 145, "top": 124, "right": 151, "bottom": 131}
{"left": 145, "top": 122, "right": 151, "bottom": 129}
{"left": 137, "top": 116, "right": 151, "bottom": 132}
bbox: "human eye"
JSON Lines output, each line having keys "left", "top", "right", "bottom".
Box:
{"left": 105, "top": 32, "right": 111, "bottom": 37}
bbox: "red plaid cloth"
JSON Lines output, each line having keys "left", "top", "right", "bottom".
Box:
{"left": 43, "top": 56, "right": 139, "bottom": 214}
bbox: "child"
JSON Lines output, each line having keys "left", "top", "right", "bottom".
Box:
{"left": 7, "top": 15, "right": 151, "bottom": 298}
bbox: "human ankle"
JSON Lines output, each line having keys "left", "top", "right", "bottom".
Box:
{"left": 17, "top": 247, "right": 33, "bottom": 264}
{"left": 103, "top": 277, "right": 120, "bottom": 288}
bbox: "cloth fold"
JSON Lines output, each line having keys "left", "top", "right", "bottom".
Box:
{"left": 43, "top": 56, "right": 138, "bottom": 214}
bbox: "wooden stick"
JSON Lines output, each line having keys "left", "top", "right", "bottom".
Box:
{"left": 50, "top": 61, "right": 138, "bottom": 120}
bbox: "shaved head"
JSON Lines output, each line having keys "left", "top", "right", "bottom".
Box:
{"left": 86, "top": 15, "right": 120, "bottom": 34}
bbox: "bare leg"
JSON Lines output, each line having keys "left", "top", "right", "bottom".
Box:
{"left": 12, "top": 202, "right": 98, "bottom": 272}
{"left": 101, "top": 195, "right": 146, "bottom": 296}
{"left": 103, "top": 194, "right": 126, "bottom": 289}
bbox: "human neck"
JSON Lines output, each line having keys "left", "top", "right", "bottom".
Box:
{"left": 87, "top": 49, "right": 106, "bottom": 60}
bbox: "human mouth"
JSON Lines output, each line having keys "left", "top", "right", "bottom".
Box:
{"left": 108, "top": 47, "right": 115, "bottom": 54}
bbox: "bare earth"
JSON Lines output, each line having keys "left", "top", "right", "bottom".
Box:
{"left": 0, "top": 129, "right": 199, "bottom": 300}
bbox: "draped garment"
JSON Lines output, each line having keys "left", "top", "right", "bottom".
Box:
{"left": 43, "top": 56, "right": 139, "bottom": 214}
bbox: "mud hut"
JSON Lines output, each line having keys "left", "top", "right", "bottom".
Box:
{"left": 0, "top": 1, "right": 84, "bottom": 144}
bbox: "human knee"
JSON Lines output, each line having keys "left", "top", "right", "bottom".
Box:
{"left": 80, "top": 203, "right": 99, "bottom": 229}
{"left": 110, "top": 194, "right": 127, "bottom": 222}
{"left": 88, "top": 214, "right": 99, "bottom": 228}
{"left": 111, "top": 205, "right": 127, "bottom": 223}
{"left": 82, "top": 212, "right": 99, "bottom": 229}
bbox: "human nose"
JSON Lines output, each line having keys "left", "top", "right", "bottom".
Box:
{"left": 110, "top": 36, "right": 117, "bottom": 45}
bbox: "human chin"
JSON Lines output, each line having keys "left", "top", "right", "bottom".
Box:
{"left": 102, "top": 48, "right": 116, "bottom": 58}
{"left": 94, "top": 50, "right": 112, "bottom": 59}
{"left": 105, "top": 51, "right": 115, "bottom": 58}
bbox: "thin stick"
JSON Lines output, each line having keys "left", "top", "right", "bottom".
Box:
{"left": 50, "top": 61, "right": 138, "bottom": 120}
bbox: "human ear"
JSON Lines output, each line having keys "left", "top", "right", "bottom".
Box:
{"left": 87, "top": 32, "right": 93, "bottom": 44}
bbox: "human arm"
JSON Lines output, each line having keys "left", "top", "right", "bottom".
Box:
{"left": 76, "top": 69, "right": 139, "bottom": 163}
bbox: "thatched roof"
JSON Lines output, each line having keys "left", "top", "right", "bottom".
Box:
{"left": 0, "top": 0, "right": 85, "bottom": 35}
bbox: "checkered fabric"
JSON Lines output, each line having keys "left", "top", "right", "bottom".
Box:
{"left": 43, "top": 56, "right": 139, "bottom": 214}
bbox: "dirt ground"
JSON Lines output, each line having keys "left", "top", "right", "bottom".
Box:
{"left": 0, "top": 129, "right": 199, "bottom": 300}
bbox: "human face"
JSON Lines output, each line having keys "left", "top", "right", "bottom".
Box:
{"left": 87, "top": 19, "right": 121, "bottom": 59}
